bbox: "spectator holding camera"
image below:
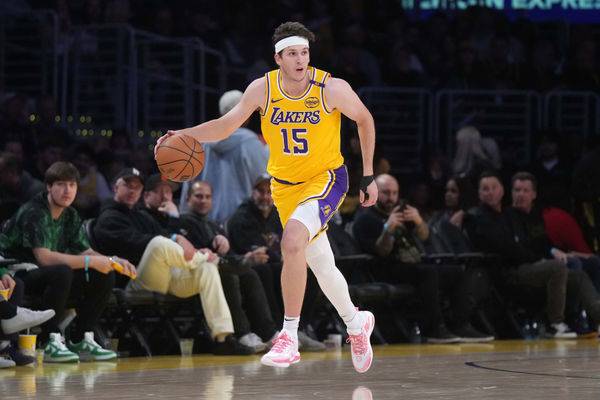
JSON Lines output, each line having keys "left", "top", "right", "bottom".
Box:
{"left": 353, "top": 174, "right": 493, "bottom": 343}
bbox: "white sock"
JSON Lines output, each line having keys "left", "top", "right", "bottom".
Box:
{"left": 344, "top": 311, "right": 364, "bottom": 335}
{"left": 306, "top": 234, "right": 357, "bottom": 324}
{"left": 0, "top": 340, "right": 9, "bottom": 351}
{"left": 282, "top": 316, "right": 299, "bottom": 339}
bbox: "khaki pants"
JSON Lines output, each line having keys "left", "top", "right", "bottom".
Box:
{"left": 127, "top": 236, "right": 233, "bottom": 338}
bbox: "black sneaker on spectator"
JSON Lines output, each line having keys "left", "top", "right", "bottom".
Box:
{"left": 213, "top": 334, "right": 254, "bottom": 356}
{"left": 0, "top": 343, "right": 36, "bottom": 366}
{"left": 453, "top": 323, "right": 494, "bottom": 343}
{"left": 544, "top": 322, "right": 577, "bottom": 339}
{"left": 569, "top": 312, "right": 596, "bottom": 338}
{"left": 426, "top": 324, "right": 460, "bottom": 344}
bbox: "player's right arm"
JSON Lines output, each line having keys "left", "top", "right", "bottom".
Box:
{"left": 156, "top": 78, "right": 266, "bottom": 153}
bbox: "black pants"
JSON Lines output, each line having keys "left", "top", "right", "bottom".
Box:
{"left": 566, "top": 268, "right": 600, "bottom": 325}
{"left": 16, "top": 265, "right": 115, "bottom": 343}
{"left": 0, "top": 277, "right": 24, "bottom": 340}
{"left": 374, "top": 261, "right": 473, "bottom": 333}
{"left": 515, "top": 259, "right": 600, "bottom": 325}
{"left": 252, "top": 263, "right": 283, "bottom": 322}
{"left": 220, "top": 268, "right": 278, "bottom": 342}
{"left": 0, "top": 300, "right": 17, "bottom": 320}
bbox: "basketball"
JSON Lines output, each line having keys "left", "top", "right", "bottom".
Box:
{"left": 155, "top": 134, "right": 205, "bottom": 182}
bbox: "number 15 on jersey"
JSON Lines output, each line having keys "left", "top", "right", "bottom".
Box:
{"left": 280, "top": 128, "right": 309, "bottom": 155}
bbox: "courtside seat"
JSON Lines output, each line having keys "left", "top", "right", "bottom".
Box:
{"left": 326, "top": 224, "right": 420, "bottom": 343}
{"left": 386, "top": 283, "right": 416, "bottom": 302}
{"left": 431, "top": 220, "right": 499, "bottom": 265}
{"left": 82, "top": 218, "right": 99, "bottom": 251}
{"left": 430, "top": 220, "right": 543, "bottom": 339}
{"left": 109, "top": 287, "right": 212, "bottom": 356}
{"left": 112, "top": 288, "right": 155, "bottom": 307}
{"left": 335, "top": 254, "right": 415, "bottom": 304}
{"left": 349, "top": 282, "right": 415, "bottom": 305}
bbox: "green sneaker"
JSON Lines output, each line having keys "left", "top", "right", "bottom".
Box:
{"left": 68, "top": 332, "right": 117, "bottom": 361}
{"left": 44, "top": 333, "right": 79, "bottom": 363}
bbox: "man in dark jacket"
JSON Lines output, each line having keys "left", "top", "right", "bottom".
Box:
{"left": 93, "top": 168, "right": 251, "bottom": 355}
{"left": 509, "top": 171, "right": 600, "bottom": 333}
{"left": 466, "top": 170, "right": 600, "bottom": 338}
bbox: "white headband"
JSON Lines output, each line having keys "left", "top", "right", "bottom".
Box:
{"left": 274, "top": 36, "right": 309, "bottom": 54}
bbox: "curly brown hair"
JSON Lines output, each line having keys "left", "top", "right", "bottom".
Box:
{"left": 272, "top": 21, "right": 315, "bottom": 53}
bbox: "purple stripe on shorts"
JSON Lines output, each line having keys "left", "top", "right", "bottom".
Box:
{"left": 316, "top": 165, "right": 348, "bottom": 228}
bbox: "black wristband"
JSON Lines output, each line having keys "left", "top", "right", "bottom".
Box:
{"left": 359, "top": 175, "right": 374, "bottom": 200}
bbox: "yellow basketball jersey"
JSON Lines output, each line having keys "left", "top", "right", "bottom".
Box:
{"left": 260, "top": 67, "right": 344, "bottom": 183}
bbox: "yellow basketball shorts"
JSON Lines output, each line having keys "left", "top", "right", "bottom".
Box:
{"left": 271, "top": 165, "right": 348, "bottom": 236}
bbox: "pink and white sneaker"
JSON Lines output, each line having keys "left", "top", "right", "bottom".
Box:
{"left": 260, "top": 331, "right": 300, "bottom": 368}
{"left": 346, "top": 311, "right": 375, "bottom": 373}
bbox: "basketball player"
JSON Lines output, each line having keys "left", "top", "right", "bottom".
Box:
{"left": 156, "top": 21, "right": 378, "bottom": 373}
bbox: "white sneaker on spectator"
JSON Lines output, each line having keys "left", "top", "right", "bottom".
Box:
{"left": 43, "top": 333, "right": 79, "bottom": 363}
{"left": 239, "top": 332, "right": 267, "bottom": 353}
{"left": 544, "top": 322, "right": 577, "bottom": 339}
{"left": 1, "top": 307, "right": 55, "bottom": 335}
{"left": 0, "top": 357, "right": 15, "bottom": 368}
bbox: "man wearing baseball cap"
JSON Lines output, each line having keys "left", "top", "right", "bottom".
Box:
{"left": 113, "top": 167, "right": 144, "bottom": 186}
{"left": 94, "top": 169, "right": 253, "bottom": 355}
{"left": 141, "top": 173, "right": 180, "bottom": 226}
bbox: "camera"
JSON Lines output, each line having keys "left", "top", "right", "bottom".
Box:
{"left": 397, "top": 200, "right": 408, "bottom": 212}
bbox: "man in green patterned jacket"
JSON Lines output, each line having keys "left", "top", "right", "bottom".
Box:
{"left": 0, "top": 161, "right": 135, "bottom": 363}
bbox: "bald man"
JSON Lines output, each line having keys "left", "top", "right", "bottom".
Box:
{"left": 353, "top": 174, "right": 493, "bottom": 343}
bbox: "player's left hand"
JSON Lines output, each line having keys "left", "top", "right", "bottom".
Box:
{"left": 360, "top": 180, "right": 378, "bottom": 207}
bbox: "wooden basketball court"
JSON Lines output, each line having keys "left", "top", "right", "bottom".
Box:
{"left": 1, "top": 339, "right": 599, "bottom": 399}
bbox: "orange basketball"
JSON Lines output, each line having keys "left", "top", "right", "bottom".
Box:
{"left": 155, "top": 134, "right": 205, "bottom": 182}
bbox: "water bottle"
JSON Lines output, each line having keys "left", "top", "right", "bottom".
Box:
{"left": 523, "top": 319, "right": 532, "bottom": 340}
{"left": 531, "top": 320, "right": 539, "bottom": 339}
{"left": 410, "top": 323, "right": 421, "bottom": 344}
